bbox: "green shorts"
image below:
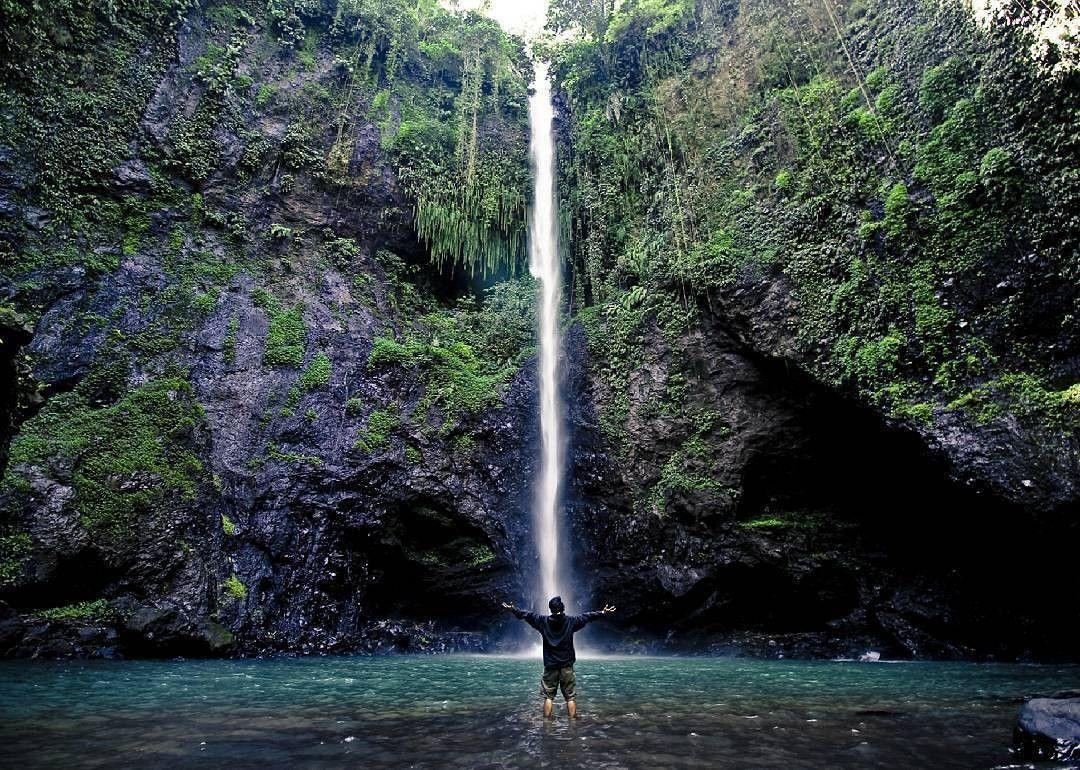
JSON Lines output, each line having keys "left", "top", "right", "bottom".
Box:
{"left": 541, "top": 665, "right": 577, "bottom": 701}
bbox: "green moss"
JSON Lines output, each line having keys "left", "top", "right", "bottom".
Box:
{"left": 355, "top": 409, "right": 399, "bottom": 453}
{"left": 257, "top": 292, "right": 306, "bottom": 368}
{"left": 883, "top": 182, "right": 911, "bottom": 238}
{"left": 405, "top": 445, "right": 421, "bottom": 464}
{"left": 649, "top": 435, "right": 730, "bottom": 516}
{"left": 223, "top": 314, "right": 239, "bottom": 364}
{"left": 739, "top": 513, "right": 823, "bottom": 532}
{"left": 3, "top": 377, "right": 205, "bottom": 544}
{"left": 345, "top": 397, "right": 364, "bottom": 416}
{"left": 222, "top": 574, "right": 247, "bottom": 601}
{"left": 221, "top": 514, "right": 236, "bottom": 536}
{"left": 0, "top": 532, "right": 32, "bottom": 587}
{"left": 299, "top": 352, "right": 331, "bottom": 389}
{"left": 837, "top": 332, "right": 905, "bottom": 393}
{"left": 949, "top": 374, "right": 1079, "bottom": 431}
{"left": 738, "top": 517, "right": 789, "bottom": 530}
{"left": 266, "top": 444, "right": 323, "bottom": 466}
{"left": 36, "top": 599, "right": 115, "bottom": 622}
{"left": 892, "top": 401, "right": 935, "bottom": 426}
{"left": 465, "top": 545, "right": 496, "bottom": 567}
{"left": 366, "top": 291, "right": 531, "bottom": 434}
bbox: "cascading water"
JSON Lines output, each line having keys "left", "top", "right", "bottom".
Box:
{"left": 528, "top": 62, "right": 565, "bottom": 609}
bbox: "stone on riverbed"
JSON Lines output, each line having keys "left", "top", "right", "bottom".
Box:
{"left": 1013, "top": 698, "right": 1080, "bottom": 762}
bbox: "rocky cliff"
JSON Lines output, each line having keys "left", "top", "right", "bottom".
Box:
{"left": 1, "top": 0, "right": 541, "bottom": 657}
{"left": 553, "top": 0, "right": 1078, "bottom": 660}
{"left": 1, "top": 0, "right": 1077, "bottom": 661}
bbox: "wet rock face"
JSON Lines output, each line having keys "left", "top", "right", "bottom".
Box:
{"left": 709, "top": 269, "right": 1080, "bottom": 514}
{"left": 0, "top": 2, "right": 537, "bottom": 657}
{"left": 1014, "top": 698, "right": 1080, "bottom": 763}
{"left": 1, "top": 249, "right": 537, "bottom": 658}
{"left": 564, "top": 309, "right": 1078, "bottom": 661}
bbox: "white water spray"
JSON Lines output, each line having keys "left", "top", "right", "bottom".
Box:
{"left": 528, "top": 63, "right": 565, "bottom": 608}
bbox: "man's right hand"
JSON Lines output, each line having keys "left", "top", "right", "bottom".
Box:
{"left": 501, "top": 601, "right": 516, "bottom": 612}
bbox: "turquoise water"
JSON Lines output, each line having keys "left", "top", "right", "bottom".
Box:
{"left": 1, "top": 655, "right": 1076, "bottom": 768}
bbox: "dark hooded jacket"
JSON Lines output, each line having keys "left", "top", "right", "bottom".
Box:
{"left": 514, "top": 609, "right": 603, "bottom": 669}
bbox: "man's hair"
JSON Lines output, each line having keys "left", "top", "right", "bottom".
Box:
{"left": 548, "top": 596, "right": 565, "bottom": 615}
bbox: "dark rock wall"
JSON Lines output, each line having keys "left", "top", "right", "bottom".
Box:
{"left": 565, "top": 311, "right": 1076, "bottom": 659}
{"left": 0, "top": 0, "right": 538, "bottom": 657}
{"left": 549, "top": 0, "right": 1078, "bottom": 660}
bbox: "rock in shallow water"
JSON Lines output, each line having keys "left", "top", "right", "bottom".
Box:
{"left": 1013, "top": 698, "right": 1080, "bottom": 762}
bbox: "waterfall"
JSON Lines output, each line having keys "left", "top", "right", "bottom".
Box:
{"left": 528, "top": 62, "right": 565, "bottom": 608}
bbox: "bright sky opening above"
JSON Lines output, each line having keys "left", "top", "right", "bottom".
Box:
{"left": 452, "top": 0, "right": 549, "bottom": 37}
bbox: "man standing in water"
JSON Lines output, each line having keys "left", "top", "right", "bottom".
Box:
{"left": 502, "top": 596, "right": 616, "bottom": 719}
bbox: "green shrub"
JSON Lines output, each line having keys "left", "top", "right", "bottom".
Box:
{"left": 466, "top": 545, "right": 496, "bottom": 567}
{"left": 355, "top": 409, "right": 399, "bottom": 453}
{"left": 269, "top": 223, "right": 294, "bottom": 240}
{"left": 223, "top": 315, "right": 239, "bottom": 364}
{"left": 0, "top": 532, "right": 32, "bottom": 587}
{"left": 300, "top": 352, "right": 331, "bottom": 389}
{"left": 222, "top": 574, "right": 247, "bottom": 601}
{"left": 255, "top": 83, "right": 275, "bottom": 106}
{"left": 193, "top": 292, "right": 217, "bottom": 313}
{"left": 738, "top": 517, "right": 789, "bottom": 530}
{"left": 919, "top": 57, "right": 970, "bottom": 121}
{"left": 37, "top": 599, "right": 114, "bottom": 622}
{"left": 979, "top": 147, "right": 1018, "bottom": 199}
{"left": 262, "top": 301, "right": 306, "bottom": 368}
{"left": 883, "top": 183, "right": 911, "bottom": 238}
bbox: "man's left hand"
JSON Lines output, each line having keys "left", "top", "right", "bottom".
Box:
{"left": 602, "top": 604, "right": 616, "bottom": 614}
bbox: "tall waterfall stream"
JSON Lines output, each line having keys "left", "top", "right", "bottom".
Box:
{"left": 528, "top": 62, "right": 565, "bottom": 608}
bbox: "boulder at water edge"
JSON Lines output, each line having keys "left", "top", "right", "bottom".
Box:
{"left": 1014, "top": 698, "right": 1080, "bottom": 762}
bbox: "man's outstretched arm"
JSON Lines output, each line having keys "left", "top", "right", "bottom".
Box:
{"left": 501, "top": 601, "right": 542, "bottom": 630}
{"left": 572, "top": 604, "right": 616, "bottom": 630}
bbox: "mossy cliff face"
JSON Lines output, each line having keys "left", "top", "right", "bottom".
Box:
{"left": 1, "top": 0, "right": 1077, "bottom": 661}
{"left": 552, "top": 0, "right": 1078, "bottom": 660}
{"left": 0, "top": 0, "right": 539, "bottom": 657}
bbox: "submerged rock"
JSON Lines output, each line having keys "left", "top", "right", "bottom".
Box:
{"left": 1013, "top": 698, "right": 1080, "bottom": 762}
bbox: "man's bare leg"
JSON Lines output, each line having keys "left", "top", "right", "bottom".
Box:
{"left": 544, "top": 698, "right": 554, "bottom": 719}
{"left": 567, "top": 699, "right": 577, "bottom": 719}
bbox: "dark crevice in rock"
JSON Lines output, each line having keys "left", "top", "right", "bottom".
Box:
{"left": 365, "top": 500, "right": 508, "bottom": 628}
{"left": 0, "top": 316, "right": 33, "bottom": 476}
